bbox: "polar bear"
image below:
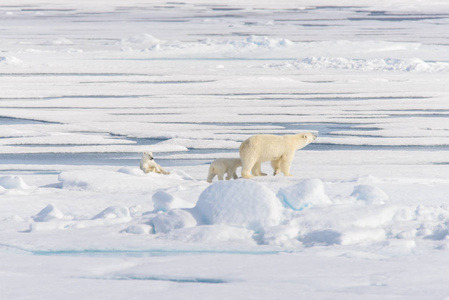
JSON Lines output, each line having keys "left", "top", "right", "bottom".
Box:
{"left": 207, "top": 158, "right": 242, "bottom": 183}
{"left": 140, "top": 152, "right": 170, "bottom": 175}
{"left": 239, "top": 132, "right": 316, "bottom": 179}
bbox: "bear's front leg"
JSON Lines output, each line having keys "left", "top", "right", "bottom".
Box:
{"left": 280, "top": 154, "right": 294, "bottom": 176}
{"left": 252, "top": 163, "right": 266, "bottom": 176}
{"left": 271, "top": 159, "right": 281, "bottom": 176}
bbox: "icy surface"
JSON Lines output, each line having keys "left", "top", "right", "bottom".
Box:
{"left": 1, "top": 0, "right": 449, "bottom": 299}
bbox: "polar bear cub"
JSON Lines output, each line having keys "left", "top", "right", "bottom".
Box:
{"left": 239, "top": 132, "right": 316, "bottom": 179}
{"left": 140, "top": 152, "right": 170, "bottom": 175}
{"left": 207, "top": 158, "right": 242, "bottom": 183}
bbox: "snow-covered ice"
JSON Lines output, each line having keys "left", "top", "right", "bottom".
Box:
{"left": 1, "top": 0, "right": 449, "bottom": 299}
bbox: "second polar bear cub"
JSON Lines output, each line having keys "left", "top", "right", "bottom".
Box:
{"left": 140, "top": 152, "right": 170, "bottom": 175}
{"left": 239, "top": 132, "right": 316, "bottom": 179}
{"left": 207, "top": 158, "right": 242, "bottom": 183}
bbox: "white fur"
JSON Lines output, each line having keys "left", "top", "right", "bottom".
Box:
{"left": 207, "top": 158, "right": 242, "bottom": 183}
{"left": 239, "top": 133, "right": 316, "bottom": 178}
{"left": 140, "top": 152, "right": 170, "bottom": 175}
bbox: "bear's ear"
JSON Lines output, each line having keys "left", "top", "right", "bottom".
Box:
{"left": 302, "top": 134, "right": 307, "bottom": 139}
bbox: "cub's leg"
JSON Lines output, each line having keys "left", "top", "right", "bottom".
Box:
{"left": 157, "top": 164, "right": 170, "bottom": 175}
{"left": 207, "top": 165, "right": 217, "bottom": 183}
{"left": 142, "top": 165, "right": 150, "bottom": 174}
{"left": 207, "top": 172, "right": 216, "bottom": 183}
{"left": 225, "top": 167, "right": 234, "bottom": 180}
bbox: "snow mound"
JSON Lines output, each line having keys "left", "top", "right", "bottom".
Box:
{"left": 151, "top": 209, "right": 197, "bottom": 234}
{"left": 152, "top": 190, "right": 193, "bottom": 212}
{"left": 92, "top": 206, "right": 131, "bottom": 220}
{"left": 117, "top": 166, "right": 146, "bottom": 176}
{"left": 32, "top": 204, "right": 65, "bottom": 222}
{"left": 351, "top": 184, "right": 388, "bottom": 205}
{"left": 0, "top": 175, "right": 31, "bottom": 189}
{"left": 277, "top": 179, "right": 331, "bottom": 211}
{"left": 272, "top": 57, "right": 449, "bottom": 72}
{"left": 194, "top": 180, "right": 282, "bottom": 231}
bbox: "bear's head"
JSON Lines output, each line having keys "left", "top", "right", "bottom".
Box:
{"left": 142, "top": 151, "right": 154, "bottom": 160}
{"left": 295, "top": 132, "right": 317, "bottom": 149}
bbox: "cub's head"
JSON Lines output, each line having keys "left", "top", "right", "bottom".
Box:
{"left": 296, "top": 132, "right": 317, "bottom": 148}
{"left": 142, "top": 151, "right": 154, "bottom": 160}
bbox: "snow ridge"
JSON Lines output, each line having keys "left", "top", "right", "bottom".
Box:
{"left": 270, "top": 57, "right": 449, "bottom": 72}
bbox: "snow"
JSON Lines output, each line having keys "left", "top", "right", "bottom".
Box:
{"left": 0, "top": 175, "right": 32, "bottom": 190}
{"left": 152, "top": 190, "right": 195, "bottom": 212}
{"left": 277, "top": 179, "right": 331, "bottom": 210}
{"left": 350, "top": 184, "right": 389, "bottom": 205}
{"left": 32, "top": 204, "right": 65, "bottom": 222}
{"left": 194, "top": 180, "right": 282, "bottom": 231}
{"left": 271, "top": 57, "right": 449, "bottom": 72}
{"left": 1, "top": 0, "right": 449, "bottom": 299}
{"left": 151, "top": 209, "right": 197, "bottom": 234}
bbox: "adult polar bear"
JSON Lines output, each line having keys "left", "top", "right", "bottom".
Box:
{"left": 239, "top": 132, "right": 317, "bottom": 178}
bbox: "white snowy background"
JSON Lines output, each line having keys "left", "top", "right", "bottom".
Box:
{"left": 1, "top": 0, "right": 449, "bottom": 299}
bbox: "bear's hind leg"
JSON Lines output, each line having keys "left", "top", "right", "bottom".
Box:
{"left": 241, "top": 160, "right": 255, "bottom": 178}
